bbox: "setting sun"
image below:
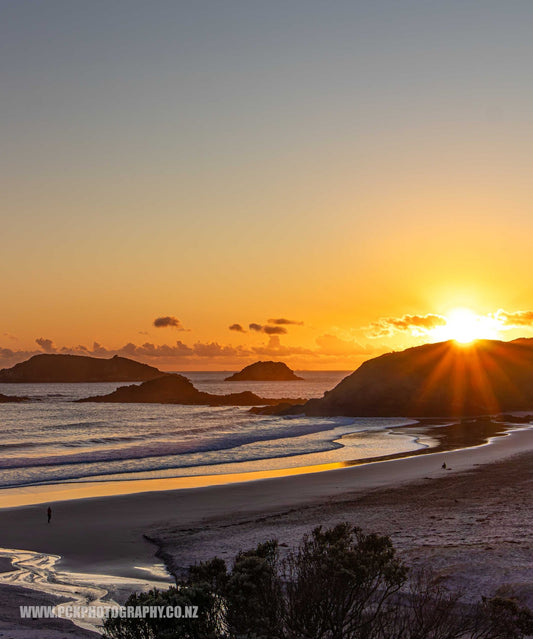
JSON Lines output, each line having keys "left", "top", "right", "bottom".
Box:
{"left": 432, "top": 308, "right": 500, "bottom": 344}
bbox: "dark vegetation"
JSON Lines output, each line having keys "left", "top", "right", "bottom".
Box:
{"left": 103, "top": 523, "right": 533, "bottom": 639}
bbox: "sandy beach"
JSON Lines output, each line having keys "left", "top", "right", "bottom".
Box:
{"left": 0, "top": 424, "right": 532, "bottom": 637}
{"left": 5, "top": 1, "right": 533, "bottom": 636}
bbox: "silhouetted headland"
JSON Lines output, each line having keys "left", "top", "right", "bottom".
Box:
{"left": 0, "top": 393, "right": 26, "bottom": 403}
{"left": 0, "top": 354, "right": 163, "bottom": 383}
{"left": 280, "top": 338, "right": 533, "bottom": 417}
{"left": 78, "top": 373, "right": 306, "bottom": 407}
{"left": 225, "top": 361, "right": 303, "bottom": 381}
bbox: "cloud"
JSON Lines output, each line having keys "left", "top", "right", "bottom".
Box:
{"left": 192, "top": 342, "right": 240, "bottom": 357}
{"left": 248, "top": 323, "right": 287, "bottom": 335}
{"left": 2, "top": 332, "right": 17, "bottom": 341}
{"left": 153, "top": 316, "right": 186, "bottom": 330}
{"left": 263, "top": 325, "right": 287, "bottom": 335}
{"left": 0, "top": 333, "right": 383, "bottom": 370}
{"left": 60, "top": 344, "right": 89, "bottom": 354}
{"left": 251, "top": 335, "right": 314, "bottom": 357}
{"left": 229, "top": 323, "right": 246, "bottom": 333}
{"left": 267, "top": 318, "right": 304, "bottom": 326}
{"left": 494, "top": 309, "right": 533, "bottom": 328}
{"left": 118, "top": 341, "right": 194, "bottom": 358}
{"left": 92, "top": 342, "right": 110, "bottom": 356}
{"left": 35, "top": 337, "right": 57, "bottom": 353}
{"left": 315, "top": 334, "right": 375, "bottom": 357}
{"left": 0, "top": 347, "right": 35, "bottom": 361}
{"left": 366, "top": 314, "right": 447, "bottom": 338}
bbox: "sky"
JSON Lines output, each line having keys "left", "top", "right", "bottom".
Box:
{"left": 2, "top": 0, "right": 533, "bottom": 370}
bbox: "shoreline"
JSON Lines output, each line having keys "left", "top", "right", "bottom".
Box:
{"left": 0, "top": 424, "right": 531, "bottom": 635}
{"left": 0, "top": 423, "right": 531, "bottom": 578}
{"left": 0, "top": 417, "right": 518, "bottom": 510}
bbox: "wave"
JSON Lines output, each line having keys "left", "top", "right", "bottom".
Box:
{"left": 0, "top": 439, "right": 347, "bottom": 489}
{"left": 41, "top": 420, "right": 109, "bottom": 431}
{"left": 0, "top": 417, "right": 349, "bottom": 472}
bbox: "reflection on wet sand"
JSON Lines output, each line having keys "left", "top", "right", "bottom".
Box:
{"left": 0, "top": 417, "right": 527, "bottom": 509}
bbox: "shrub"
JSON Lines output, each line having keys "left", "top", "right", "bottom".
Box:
{"left": 103, "top": 523, "right": 533, "bottom": 639}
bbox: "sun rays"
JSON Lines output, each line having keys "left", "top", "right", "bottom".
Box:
{"left": 430, "top": 308, "right": 501, "bottom": 344}
{"left": 407, "top": 338, "right": 531, "bottom": 416}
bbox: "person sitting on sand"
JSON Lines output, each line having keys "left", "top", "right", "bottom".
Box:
{"left": 47, "top": 506, "right": 52, "bottom": 524}
{"left": 442, "top": 462, "right": 447, "bottom": 469}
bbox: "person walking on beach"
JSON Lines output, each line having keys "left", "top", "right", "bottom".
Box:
{"left": 47, "top": 506, "right": 52, "bottom": 524}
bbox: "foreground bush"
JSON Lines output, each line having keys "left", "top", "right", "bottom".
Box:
{"left": 103, "top": 523, "right": 533, "bottom": 639}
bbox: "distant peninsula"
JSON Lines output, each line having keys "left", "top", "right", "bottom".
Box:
{"left": 225, "top": 361, "right": 303, "bottom": 382}
{"left": 0, "top": 393, "right": 26, "bottom": 403}
{"left": 0, "top": 354, "right": 164, "bottom": 383}
{"left": 78, "top": 374, "right": 306, "bottom": 407}
{"left": 282, "top": 338, "right": 533, "bottom": 418}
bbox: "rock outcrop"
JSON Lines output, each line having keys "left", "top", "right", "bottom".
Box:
{"left": 0, "top": 354, "right": 164, "bottom": 383}
{"left": 283, "top": 339, "right": 533, "bottom": 417}
{"left": 225, "top": 361, "right": 303, "bottom": 382}
{"left": 78, "top": 374, "right": 306, "bottom": 407}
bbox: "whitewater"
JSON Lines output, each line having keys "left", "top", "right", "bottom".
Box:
{"left": 0, "top": 371, "right": 426, "bottom": 492}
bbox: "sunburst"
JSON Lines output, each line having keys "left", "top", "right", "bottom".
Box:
{"left": 431, "top": 308, "right": 500, "bottom": 344}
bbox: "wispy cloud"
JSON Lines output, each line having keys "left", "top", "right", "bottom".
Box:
{"left": 251, "top": 335, "right": 313, "bottom": 357}
{"left": 0, "top": 347, "right": 35, "bottom": 361}
{"left": 494, "top": 309, "right": 533, "bottom": 328}
{"left": 366, "top": 313, "right": 447, "bottom": 338}
{"left": 229, "top": 323, "right": 246, "bottom": 333}
{"left": 315, "top": 334, "right": 376, "bottom": 356}
{"left": 267, "top": 318, "right": 304, "bottom": 326}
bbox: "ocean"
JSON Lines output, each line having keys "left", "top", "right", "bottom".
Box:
{"left": 0, "top": 371, "right": 426, "bottom": 492}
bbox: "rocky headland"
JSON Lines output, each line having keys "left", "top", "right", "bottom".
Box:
{"left": 282, "top": 338, "right": 533, "bottom": 417}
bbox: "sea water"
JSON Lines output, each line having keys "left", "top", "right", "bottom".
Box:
{"left": 0, "top": 371, "right": 425, "bottom": 491}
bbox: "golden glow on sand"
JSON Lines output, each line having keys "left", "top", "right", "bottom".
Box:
{"left": 432, "top": 308, "right": 500, "bottom": 344}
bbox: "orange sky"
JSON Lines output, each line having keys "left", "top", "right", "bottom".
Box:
{"left": 2, "top": 2, "right": 533, "bottom": 370}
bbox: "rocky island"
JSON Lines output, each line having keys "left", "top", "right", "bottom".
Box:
{"left": 282, "top": 338, "right": 533, "bottom": 417}
{"left": 0, "top": 353, "right": 164, "bottom": 383}
{"left": 78, "top": 373, "right": 305, "bottom": 407}
{"left": 225, "top": 360, "right": 303, "bottom": 381}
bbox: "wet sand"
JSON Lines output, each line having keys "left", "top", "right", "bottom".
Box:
{"left": 0, "top": 584, "right": 99, "bottom": 638}
{"left": 0, "top": 422, "right": 531, "bottom": 636}
{"left": 0, "top": 417, "right": 516, "bottom": 510}
{"left": 0, "top": 423, "right": 531, "bottom": 578}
